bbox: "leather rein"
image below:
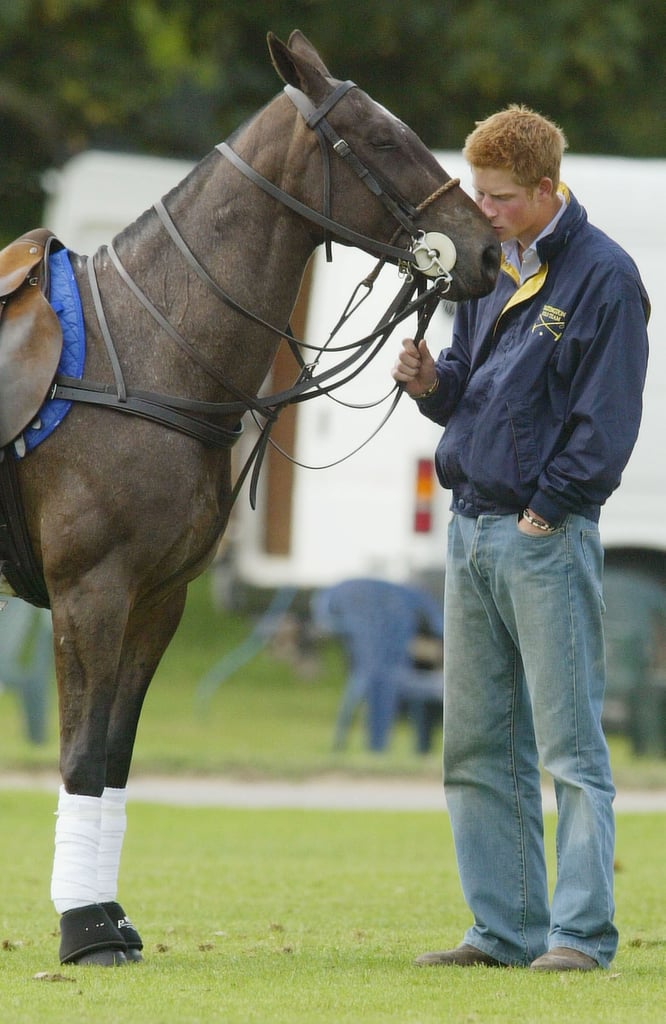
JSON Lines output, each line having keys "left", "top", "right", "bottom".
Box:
{"left": 51, "top": 80, "right": 459, "bottom": 506}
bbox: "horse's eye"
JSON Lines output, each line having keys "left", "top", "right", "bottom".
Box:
{"left": 371, "top": 140, "right": 399, "bottom": 152}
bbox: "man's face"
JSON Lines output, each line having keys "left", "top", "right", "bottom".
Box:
{"left": 471, "top": 167, "right": 551, "bottom": 248}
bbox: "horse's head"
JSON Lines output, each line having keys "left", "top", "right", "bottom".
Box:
{"left": 267, "top": 30, "right": 500, "bottom": 302}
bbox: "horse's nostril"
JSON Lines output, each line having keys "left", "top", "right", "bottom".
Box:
{"left": 483, "top": 241, "right": 501, "bottom": 283}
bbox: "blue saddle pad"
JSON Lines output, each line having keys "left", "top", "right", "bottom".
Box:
{"left": 17, "top": 248, "right": 85, "bottom": 456}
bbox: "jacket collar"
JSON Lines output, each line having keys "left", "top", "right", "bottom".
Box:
{"left": 535, "top": 186, "right": 587, "bottom": 264}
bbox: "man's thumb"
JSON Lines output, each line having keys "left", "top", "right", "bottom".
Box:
{"left": 417, "top": 338, "right": 432, "bottom": 361}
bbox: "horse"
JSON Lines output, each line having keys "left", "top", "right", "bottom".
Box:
{"left": 1, "top": 30, "right": 499, "bottom": 965}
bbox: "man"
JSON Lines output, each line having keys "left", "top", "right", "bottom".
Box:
{"left": 392, "top": 105, "right": 650, "bottom": 971}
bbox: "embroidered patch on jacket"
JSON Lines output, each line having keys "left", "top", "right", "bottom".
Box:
{"left": 532, "top": 304, "right": 567, "bottom": 341}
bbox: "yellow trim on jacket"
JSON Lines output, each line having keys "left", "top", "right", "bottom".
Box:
{"left": 493, "top": 182, "right": 571, "bottom": 332}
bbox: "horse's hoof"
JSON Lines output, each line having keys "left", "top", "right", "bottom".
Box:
{"left": 74, "top": 948, "right": 128, "bottom": 967}
{"left": 59, "top": 904, "right": 127, "bottom": 965}
{"left": 100, "top": 901, "right": 144, "bottom": 961}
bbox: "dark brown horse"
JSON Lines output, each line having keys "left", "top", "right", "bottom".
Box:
{"left": 3, "top": 30, "right": 499, "bottom": 965}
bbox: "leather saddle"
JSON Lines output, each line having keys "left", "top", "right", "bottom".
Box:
{"left": 0, "top": 228, "right": 65, "bottom": 448}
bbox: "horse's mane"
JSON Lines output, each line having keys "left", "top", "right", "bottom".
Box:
{"left": 111, "top": 102, "right": 274, "bottom": 253}
{"left": 110, "top": 150, "right": 219, "bottom": 252}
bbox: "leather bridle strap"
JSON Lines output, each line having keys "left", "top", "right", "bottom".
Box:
{"left": 216, "top": 142, "right": 417, "bottom": 268}
{"left": 284, "top": 82, "right": 420, "bottom": 238}
{"left": 287, "top": 80, "right": 356, "bottom": 261}
{"left": 292, "top": 79, "right": 357, "bottom": 127}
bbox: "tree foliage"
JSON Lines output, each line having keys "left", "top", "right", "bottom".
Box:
{"left": 1, "top": 0, "right": 664, "bottom": 242}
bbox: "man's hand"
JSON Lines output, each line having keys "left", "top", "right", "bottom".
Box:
{"left": 391, "top": 337, "right": 438, "bottom": 399}
{"left": 518, "top": 517, "right": 549, "bottom": 536}
{"left": 518, "top": 508, "right": 555, "bottom": 536}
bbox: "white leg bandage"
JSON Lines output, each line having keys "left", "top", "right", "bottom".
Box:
{"left": 51, "top": 786, "right": 102, "bottom": 914}
{"left": 98, "top": 787, "right": 128, "bottom": 903}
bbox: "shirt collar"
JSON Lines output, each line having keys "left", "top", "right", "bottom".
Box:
{"left": 503, "top": 191, "right": 567, "bottom": 284}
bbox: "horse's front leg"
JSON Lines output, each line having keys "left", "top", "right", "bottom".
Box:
{"left": 96, "top": 587, "right": 189, "bottom": 964}
{"left": 49, "top": 585, "right": 187, "bottom": 966}
{"left": 49, "top": 586, "right": 131, "bottom": 965}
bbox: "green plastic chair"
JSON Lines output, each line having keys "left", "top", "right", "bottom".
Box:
{"left": 0, "top": 597, "right": 53, "bottom": 743}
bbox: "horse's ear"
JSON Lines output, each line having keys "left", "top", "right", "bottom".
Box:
{"left": 285, "top": 30, "right": 332, "bottom": 75}
{"left": 267, "top": 30, "right": 332, "bottom": 100}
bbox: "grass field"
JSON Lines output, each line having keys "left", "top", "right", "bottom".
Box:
{"left": 1, "top": 570, "right": 666, "bottom": 788}
{"left": 0, "top": 792, "right": 665, "bottom": 1024}
{"left": 1, "top": 571, "right": 665, "bottom": 1021}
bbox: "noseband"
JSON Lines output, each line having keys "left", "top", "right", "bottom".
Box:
{"left": 217, "top": 80, "right": 460, "bottom": 281}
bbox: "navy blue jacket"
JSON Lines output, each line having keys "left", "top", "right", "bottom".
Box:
{"left": 418, "top": 189, "right": 650, "bottom": 525}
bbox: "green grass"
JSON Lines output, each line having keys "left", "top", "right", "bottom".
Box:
{"left": 0, "top": 791, "right": 664, "bottom": 1024}
{"left": 1, "top": 570, "right": 666, "bottom": 787}
{"left": 0, "top": 571, "right": 441, "bottom": 779}
{"left": 1, "top": 574, "right": 664, "bottom": 1022}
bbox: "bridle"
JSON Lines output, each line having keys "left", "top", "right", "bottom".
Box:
{"left": 52, "top": 79, "right": 461, "bottom": 507}
{"left": 219, "top": 80, "right": 461, "bottom": 280}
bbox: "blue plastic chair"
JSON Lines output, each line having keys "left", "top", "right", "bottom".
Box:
{"left": 195, "top": 586, "right": 298, "bottom": 711}
{"left": 312, "top": 578, "right": 443, "bottom": 752}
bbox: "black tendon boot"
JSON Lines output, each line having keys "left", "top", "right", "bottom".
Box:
{"left": 59, "top": 904, "right": 128, "bottom": 966}
{"left": 101, "top": 901, "right": 144, "bottom": 962}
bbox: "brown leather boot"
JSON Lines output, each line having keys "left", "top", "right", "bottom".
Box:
{"left": 529, "top": 947, "right": 599, "bottom": 971}
{"left": 415, "top": 943, "right": 506, "bottom": 967}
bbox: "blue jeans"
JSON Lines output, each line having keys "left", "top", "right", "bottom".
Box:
{"left": 443, "top": 512, "right": 617, "bottom": 967}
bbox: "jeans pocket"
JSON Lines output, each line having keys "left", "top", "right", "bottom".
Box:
{"left": 515, "top": 512, "right": 567, "bottom": 539}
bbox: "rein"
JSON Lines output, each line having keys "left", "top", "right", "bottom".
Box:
{"left": 53, "top": 273, "right": 439, "bottom": 505}
{"left": 218, "top": 142, "right": 418, "bottom": 268}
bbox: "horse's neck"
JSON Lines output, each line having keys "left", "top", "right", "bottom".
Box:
{"left": 82, "top": 139, "right": 315, "bottom": 402}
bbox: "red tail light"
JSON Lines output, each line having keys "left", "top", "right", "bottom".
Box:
{"left": 413, "top": 458, "right": 435, "bottom": 533}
